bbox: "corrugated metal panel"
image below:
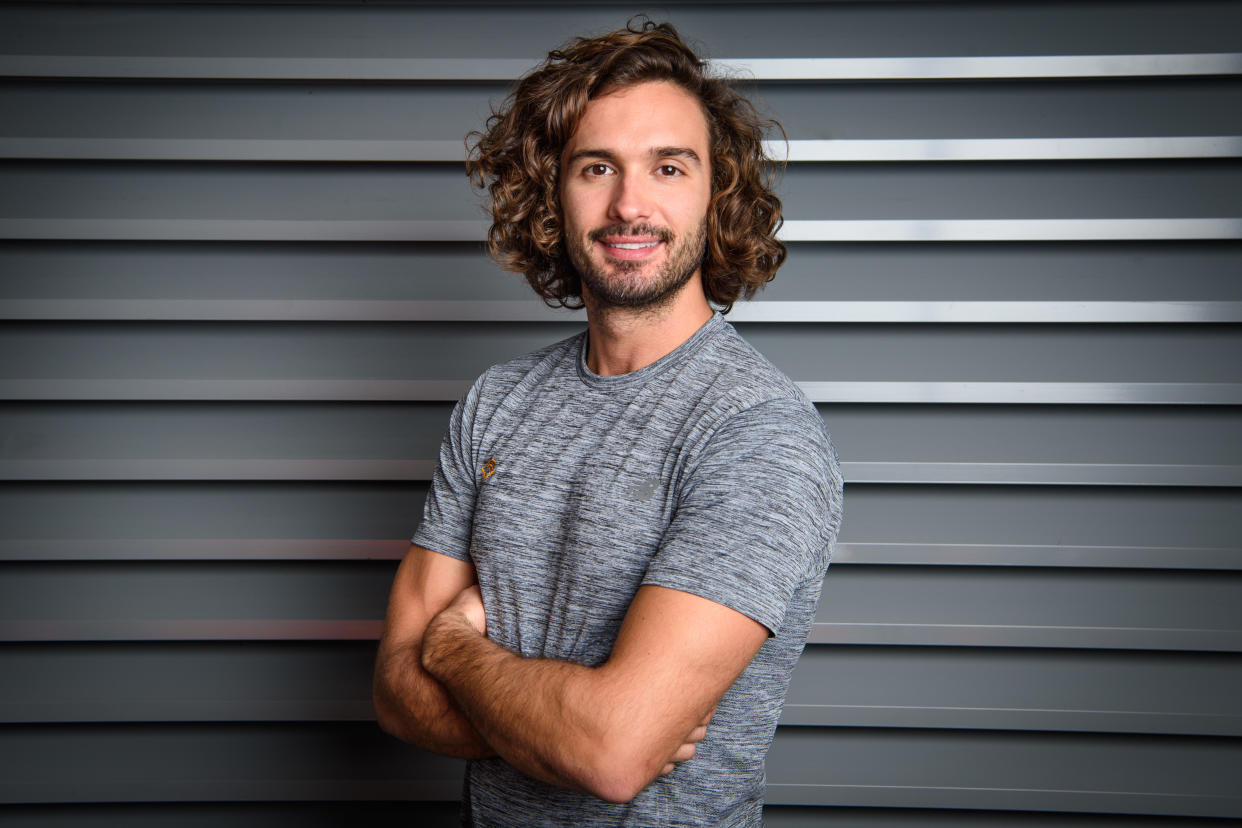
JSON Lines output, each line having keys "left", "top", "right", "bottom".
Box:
{"left": 1, "top": 0, "right": 1239, "bottom": 824}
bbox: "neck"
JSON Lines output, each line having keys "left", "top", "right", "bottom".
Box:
{"left": 582, "top": 275, "right": 714, "bottom": 376}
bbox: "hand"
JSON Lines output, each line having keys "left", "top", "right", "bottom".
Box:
{"left": 659, "top": 705, "right": 715, "bottom": 776}
{"left": 442, "top": 583, "right": 487, "bottom": 636}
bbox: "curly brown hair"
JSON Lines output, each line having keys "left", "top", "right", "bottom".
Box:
{"left": 465, "top": 17, "right": 786, "bottom": 313}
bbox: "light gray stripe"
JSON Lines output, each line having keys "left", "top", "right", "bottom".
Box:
{"left": 0, "top": 779, "right": 463, "bottom": 805}
{"left": 0, "top": 459, "right": 437, "bottom": 481}
{"left": 780, "top": 219, "right": 1242, "bottom": 242}
{"left": 807, "top": 623, "right": 1242, "bottom": 651}
{"left": 7, "top": 620, "right": 1237, "bottom": 651}
{"left": 5, "top": 218, "right": 1235, "bottom": 242}
{"left": 0, "top": 539, "right": 409, "bottom": 562}
{"left": 763, "top": 784, "right": 1242, "bottom": 818}
{"left": 0, "top": 379, "right": 475, "bottom": 401}
{"left": 4, "top": 54, "right": 1238, "bottom": 80}
{"left": 0, "top": 218, "right": 488, "bottom": 241}
{"left": 3, "top": 700, "right": 1234, "bottom": 737}
{"left": 7, "top": 299, "right": 1241, "bottom": 323}
{"left": 770, "top": 136, "right": 1242, "bottom": 162}
{"left": 835, "top": 543, "right": 1242, "bottom": 570}
{"left": 797, "top": 382, "right": 1242, "bottom": 405}
{"left": 5, "top": 459, "right": 1239, "bottom": 488}
{"left": 0, "top": 619, "right": 385, "bottom": 642}
{"left": 720, "top": 53, "right": 1242, "bottom": 79}
{"left": 5, "top": 540, "right": 1234, "bottom": 570}
{"left": 5, "top": 136, "right": 1238, "bottom": 162}
{"left": 3, "top": 380, "right": 1237, "bottom": 405}
{"left": 777, "top": 705, "right": 1242, "bottom": 736}
{"left": 844, "top": 462, "right": 1242, "bottom": 487}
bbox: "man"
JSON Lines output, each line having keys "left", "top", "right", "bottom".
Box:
{"left": 374, "top": 18, "right": 843, "bottom": 826}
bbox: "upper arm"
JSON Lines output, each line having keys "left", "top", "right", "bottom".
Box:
{"left": 592, "top": 584, "right": 769, "bottom": 777}
{"left": 378, "top": 544, "right": 477, "bottom": 658}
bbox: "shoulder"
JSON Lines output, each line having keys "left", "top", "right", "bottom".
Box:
{"left": 463, "top": 328, "right": 585, "bottom": 402}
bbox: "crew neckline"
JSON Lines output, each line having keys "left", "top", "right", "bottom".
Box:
{"left": 576, "top": 312, "right": 725, "bottom": 391}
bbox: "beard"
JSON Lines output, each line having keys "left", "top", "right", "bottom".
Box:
{"left": 567, "top": 220, "right": 707, "bottom": 311}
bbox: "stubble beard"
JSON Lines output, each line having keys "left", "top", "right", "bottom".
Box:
{"left": 568, "top": 220, "right": 707, "bottom": 312}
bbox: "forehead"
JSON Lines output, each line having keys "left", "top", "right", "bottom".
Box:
{"left": 564, "top": 80, "right": 710, "bottom": 158}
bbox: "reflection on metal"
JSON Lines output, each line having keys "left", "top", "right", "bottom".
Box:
{"left": 842, "top": 462, "right": 1242, "bottom": 487}
{"left": 5, "top": 539, "right": 1236, "bottom": 570}
{"left": 3, "top": 53, "right": 1239, "bottom": 80}
{"left": 807, "top": 622, "right": 1242, "bottom": 651}
{"left": 764, "top": 783, "right": 1242, "bottom": 816}
{"left": 5, "top": 136, "right": 1239, "bottom": 162}
{"left": 3, "top": 380, "right": 1239, "bottom": 405}
{"left": 718, "top": 53, "right": 1242, "bottom": 80}
{"left": 778, "top": 704, "right": 1242, "bottom": 736}
{"left": 780, "top": 218, "right": 1242, "bottom": 242}
{"left": 4, "top": 218, "right": 1239, "bottom": 242}
{"left": 5, "top": 459, "right": 1238, "bottom": 488}
{"left": 7, "top": 299, "right": 1240, "bottom": 323}
{"left": 835, "top": 543, "right": 1241, "bottom": 570}
{"left": 0, "top": 539, "right": 410, "bottom": 562}
{"left": 0, "top": 619, "right": 385, "bottom": 642}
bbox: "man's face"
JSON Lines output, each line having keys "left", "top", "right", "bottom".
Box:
{"left": 559, "top": 81, "right": 712, "bottom": 310}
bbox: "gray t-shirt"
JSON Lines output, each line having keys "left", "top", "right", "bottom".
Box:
{"left": 413, "top": 312, "right": 843, "bottom": 827}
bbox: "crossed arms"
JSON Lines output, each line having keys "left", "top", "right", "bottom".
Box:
{"left": 372, "top": 543, "right": 769, "bottom": 804}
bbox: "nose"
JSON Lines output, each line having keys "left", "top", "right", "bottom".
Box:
{"left": 608, "top": 170, "right": 655, "bottom": 224}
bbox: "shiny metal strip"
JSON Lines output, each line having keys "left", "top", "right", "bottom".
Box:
{"left": 0, "top": 539, "right": 410, "bottom": 562}
{"left": 806, "top": 623, "right": 1242, "bottom": 651}
{"left": 4, "top": 218, "right": 1238, "bottom": 242}
{"left": 719, "top": 53, "right": 1242, "bottom": 79}
{"left": 2, "top": 380, "right": 1238, "bottom": 405}
{"left": 6, "top": 299, "right": 1242, "bottom": 323}
{"left": 764, "top": 784, "right": 1242, "bottom": 817}
{"left": 5, "top": 540, "right": 1236, "bottom": 570}
{"left": 777, "top": 704, "right": 1242, "bottom": 736}
{"left": 798, "top": 382, "right": 1242, "bottom": 405}
{"left": 5, "top": 619, "right": 1237, "bottom": 652}
{"left": 3, "top": 53, "right": 1239, "bottom": 80}
{"left": 834, "top": 543, "right": 1240, "bottom": 570}
{"left": 842, "top": 462, "right": 1242, "bottom": 487}
{"left": 770, "top": 136, "right": 1242, "bottom": 162}
{"left": 4, "top": 459, "right": 1239, "bottom": 487}
{"left": 5, "top": 136, "right": 1239, "bottom": 162}
{"left": 779, "top": 218, "right": 1242, "bottom": 241}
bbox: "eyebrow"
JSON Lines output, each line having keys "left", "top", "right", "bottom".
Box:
{"left": 566, "top": 146, "right": 703, "bottom": 167}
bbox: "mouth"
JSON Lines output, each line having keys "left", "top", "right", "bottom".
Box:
{"left": 597, "top": 237, "right": 663, "bottom": 261}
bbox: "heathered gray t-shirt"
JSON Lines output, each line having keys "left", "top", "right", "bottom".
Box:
{"left": 413, "top": 312, "right": 843, "bottom": 827}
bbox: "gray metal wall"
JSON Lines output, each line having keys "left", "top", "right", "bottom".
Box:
{"left": 1, "top": 1, "right": 1240, "bottom": 824}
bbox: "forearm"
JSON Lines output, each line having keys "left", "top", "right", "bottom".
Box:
{"left": 373, "top": 639, "right": 495, "bottom": 759}
{"left": 422, "top": 610, "right": 645, "bottom": 801}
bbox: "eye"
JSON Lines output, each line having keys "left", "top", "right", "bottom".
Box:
{"left": 585, "top": 163, "right": 613, "bottom": 176}
{"left": 657, "top": 164, "right": 683, "bottom": 177}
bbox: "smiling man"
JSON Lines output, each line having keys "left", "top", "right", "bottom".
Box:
{"left": 374, "top": 19, "right": 843, "bottom": 826}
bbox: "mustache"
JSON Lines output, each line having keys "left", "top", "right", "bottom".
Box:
{"left": 588, "top": 224, "right": 674, "bottom": 244}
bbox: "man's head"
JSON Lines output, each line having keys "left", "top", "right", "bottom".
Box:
{"left": 466, "top": 18, "right": 785, "bottom": 313}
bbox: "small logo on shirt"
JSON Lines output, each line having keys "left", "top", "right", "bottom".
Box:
{"left": 627, "top": 476, "right": 659, "bottom": 500}
{"left": 481, "top": 458, "right": 497, "bottom": 481}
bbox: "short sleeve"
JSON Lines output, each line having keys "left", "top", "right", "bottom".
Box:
{"left": 410, "top": 370, "right": 490, "bottom": 562}
{"left": 642, "top": 397, "right": 843, "bottom": 634}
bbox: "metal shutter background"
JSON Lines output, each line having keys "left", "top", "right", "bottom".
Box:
{"left": 1, "top": 1, "right": 1240, "bottom": 824}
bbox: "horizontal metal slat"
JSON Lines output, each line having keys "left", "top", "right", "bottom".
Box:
{"left": 4, "top": 540, "right": 1237, "bottom": 570}
{"left": 6, "top": 300, "right": 1242, "bottom": 323}
{"left": 3, "top": 218, "right": 1240, "bottom": 241}
{"left": 5, "top": 218, "right": 1240, "bottom": 243}
{"left": 2, "top": 459, "right": 1239, "bottom": 487}
{"left": 3, "top": 620, "right": 1237, "bottom": 651}
{"left": 2, "top": 54, "right": 1239, "bottom": 80}
{"left": 4, "top": 136, "right": 1240, "bottom": 162}
{"left": 3, "top": 380, "right": 1238, "bottom": 405}
{"left": 762, "top": 784, "right": 1241, "bottom": 819}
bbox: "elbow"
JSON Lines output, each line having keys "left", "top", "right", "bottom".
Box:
{"left": 576, "top": 735, "right": 670, "bottom": 804}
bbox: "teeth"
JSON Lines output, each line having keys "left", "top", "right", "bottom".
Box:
{"left": 610, "top": 242, "right": 658, "bottom": 249}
